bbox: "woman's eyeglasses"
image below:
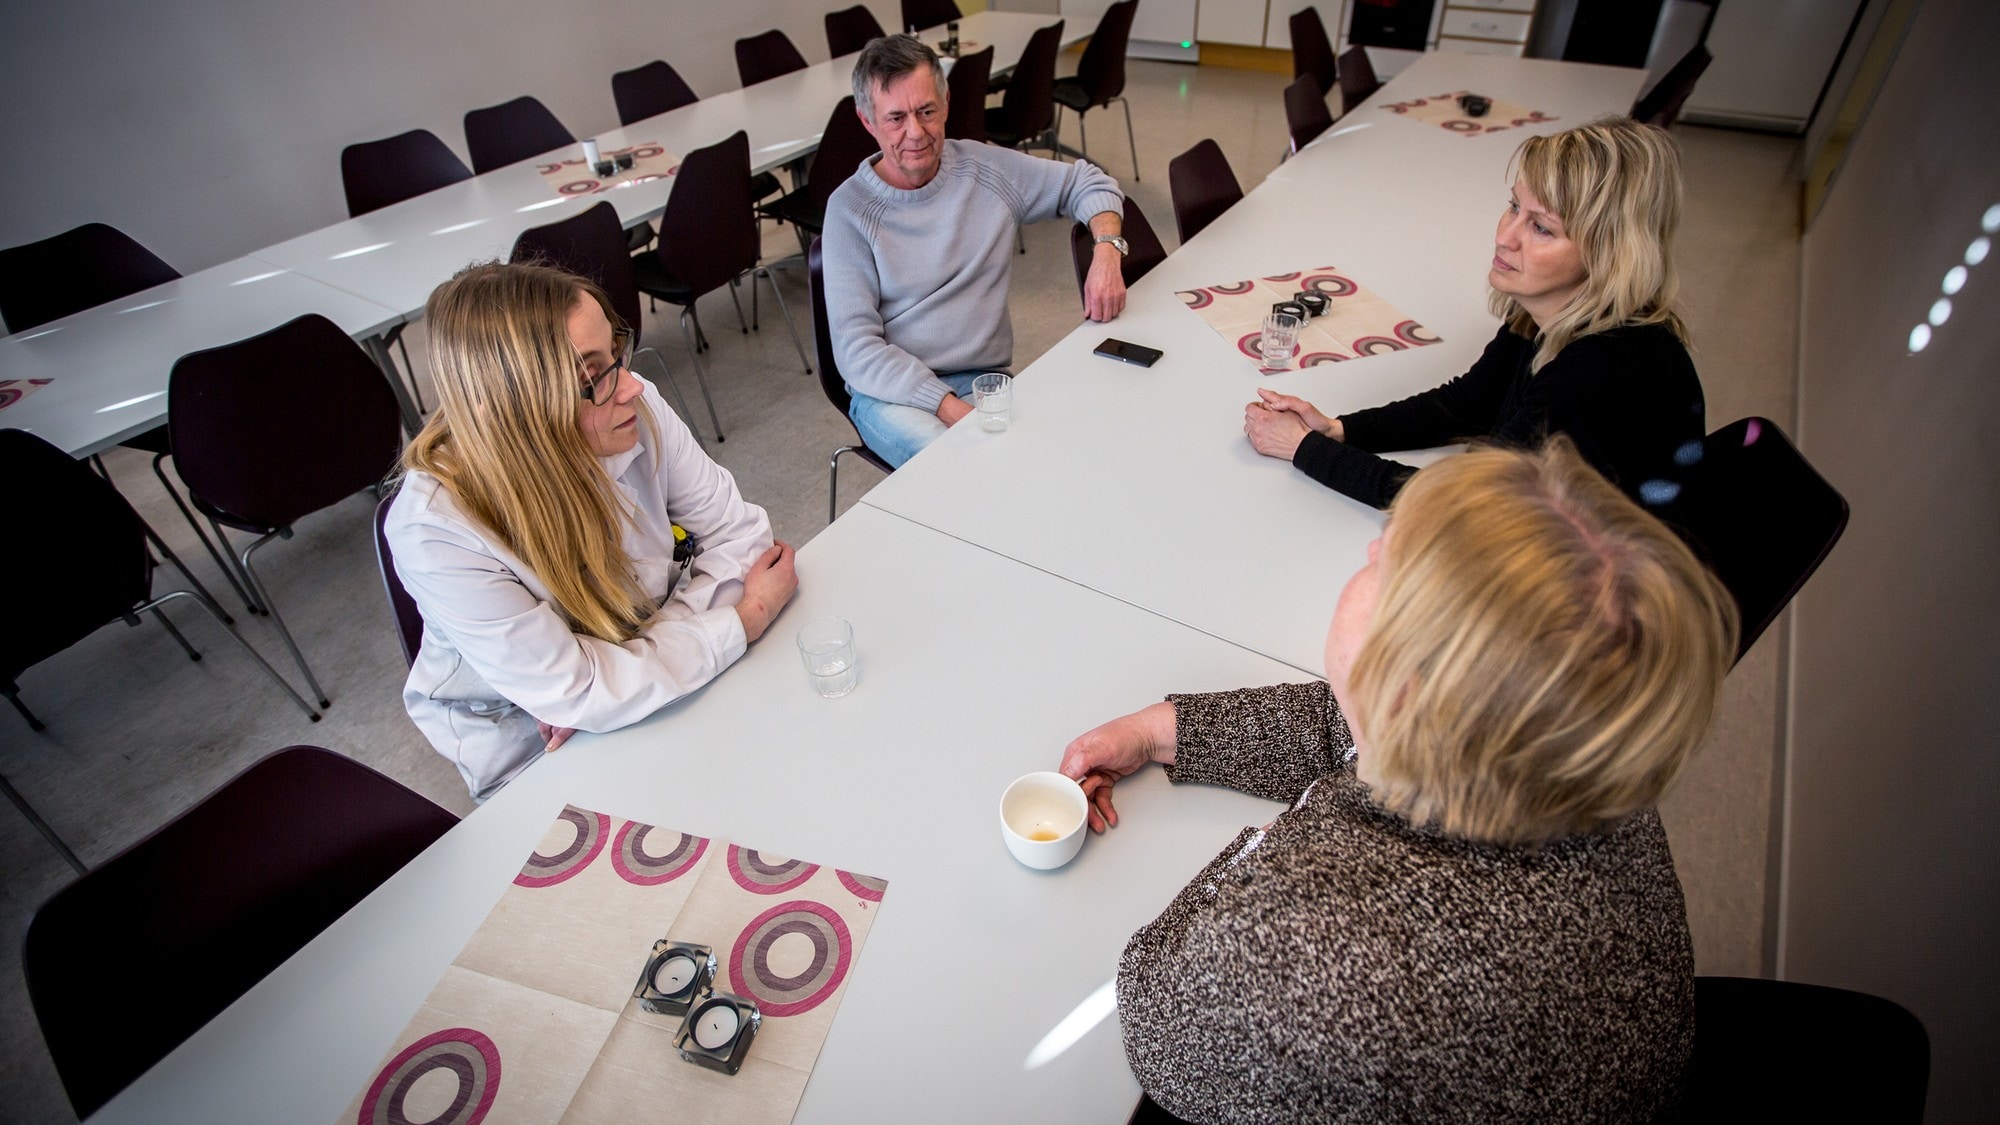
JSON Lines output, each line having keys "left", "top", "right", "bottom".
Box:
{"left": 581, "top": 327, "right": 634, "bottom": 405}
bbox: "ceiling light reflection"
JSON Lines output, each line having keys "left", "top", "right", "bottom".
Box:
{"left": 1908, "top": 323, "right": 1931, "bottom": 354}
{"left": 96, "top": 391, "right": 166, "bottom": 413}
{"left": 1968, "top": 237, "right": 1990, "bottom": 267}
{"left": 1023, "top": 979, "right": 1118, "bottom": 1071}
{"left": 116, "top": 299, "right": 171, "bottom": 313}
{"left": 230, "top": 270, "right": 285, "bottom": 286}
{"left": 1943, "top": 265, "right": 1967, "bottom": 295}
{"left": 1983, "top": 204, "right": 2000, "bottom": 233}
{"left": 516, "top": 197, "right": 569, "bottom": 213}
{"left": 432, "top": 219, "right": 489, "bottom": 234}
{"left": 1928, "top": 298, "right": 1952, "bottom": 326}
{"left": 329, "top": 242, "right": 393, "bottom": 260}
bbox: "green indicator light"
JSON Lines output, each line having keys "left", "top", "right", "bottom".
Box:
{"left": 1181, "top": 40, "right": 1193, "bottom": 48}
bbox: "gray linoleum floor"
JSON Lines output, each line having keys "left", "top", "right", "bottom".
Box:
{"left": 0, "top": 59, "right": 1799, "bottom": 1121}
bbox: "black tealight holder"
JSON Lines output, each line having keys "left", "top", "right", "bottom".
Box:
{"left": 675, "top": 991, "right": 762, "bottom": 1075}
{"left": 593, "top": 159, "right": 617, "bottom": 178}
{"left": 1271, "top": 300, "right": 1308, "bottom": 321}
{"left": 1457, "top": 94, "right": 1491, "bottom": 118}
{"left": 614, "top": 151, "right": 635, "bottom": 171}
{"left": 1295, "top": 292, "right": 1330, "bottom": 318}
{"left": 635, "top": 940, "right": 715, "bottom": 1017}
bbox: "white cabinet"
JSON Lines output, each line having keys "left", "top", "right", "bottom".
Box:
{"left": 1197, "top": 0, "right": 1273, "bottom": 47}
{"left": 1128, "top": 0, "right": 1198, "bottom": 47}
{"left": 1265, "top": 2, "right": 1341, "bottom": 51}
{"left": 1437, "top": 1, "right": 1536, "bottom": 56}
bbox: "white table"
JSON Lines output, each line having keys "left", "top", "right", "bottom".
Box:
{"left": 0, "top": 259, "right": 401, "bottom": 457}
{"left": 91, "top": 503, "right": 1294, "bottom": 1124}
{"left": 857, "top": 52, "right": 1648, "bottom": 674}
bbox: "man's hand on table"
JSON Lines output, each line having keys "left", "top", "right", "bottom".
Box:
{"left": 1084, "top": 244, "right": 1127, "bottom": 322}
{"left": 936, "top": 394, "right": 974, "bottom": 426}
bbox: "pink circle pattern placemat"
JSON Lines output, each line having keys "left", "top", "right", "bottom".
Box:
{"left": 1178, "top": 268, "right": 1442, "bottom": 374}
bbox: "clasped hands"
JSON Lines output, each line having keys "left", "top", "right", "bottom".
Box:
{"left": 1244, "top": 388, "right": 1343, "bottom": 461}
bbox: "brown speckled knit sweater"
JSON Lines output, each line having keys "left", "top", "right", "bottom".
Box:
{"left": 1117, "top": 681, "right": 1693, "bottom": 1123}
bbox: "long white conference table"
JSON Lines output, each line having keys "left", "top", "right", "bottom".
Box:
{"left": 85, "top": 50, "right": 1646, "bottom": 1124}
{"left": 1, "top": 11, "right": 1073, "bottom": 455}
{"left": 859, "top": 52, "right": 1647, "bottom": 675}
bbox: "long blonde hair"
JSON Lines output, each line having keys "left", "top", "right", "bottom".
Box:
{"left": 402, "top": 261, "right": 655, "bottom": 642}
{"left": 1491, "top": 116, "right": 1688, "bottom": 371}
{"left": 1348, "top": 438, "right": 1736, "bottom": 846}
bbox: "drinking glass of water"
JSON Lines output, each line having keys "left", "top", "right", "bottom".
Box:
{"left": 796, "top": 616, "right": 858, "bottom": 698}
{"left": 972, "top": 372, "right": 1012, "bottom": 432}
{"left": 1260, "top": 312, "right": 1303, "bottom": 370}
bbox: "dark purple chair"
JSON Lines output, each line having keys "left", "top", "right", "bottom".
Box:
{"left": 944, "top": 45, "right": 995, "bottom": 144}
{"left": 168, "top": 314, "right": 405, "bottom": 708}
{"left": 1067, "top": 196, "right": 1167, "bottom": 301}
{"left": 509, "top": 202, "right": 701, "bottom": 431}
{"left": 463, "top": 94, "right": 574, "bottom": 174}
{"left": 1633, "top": 44, "right": 1714, "bottom": 128}
{"left": 987, "top": 21, "right": 1064, "bottom": 154}
{"left": 760, "top": 95, "right": 881, "bottom": 250}
{"left": 735, "top": 28, "right": 809, "bottom": 87}
{"left": 611, "top": 59, "right": 700, "bottom": 125}
{"left": 1648, "top": 416, "right": 1849, "bottom": 665}
{"left": 1681, "top": 976, "right": 1928, "bottom": 1120}
{"left": 1337, "top": 46, "right": 1382, "bottom": 115}
{"left": 807, "top": 237, "right": 893, "bottom": 523}
{"left": 24, "top": 746, "right": 456, "bottom": 1117}
{"left": 632, "top": 131, "right": 811, "bottom": 442}
{"left": 1168, "top": 138, "right": 1243, "bottom": 244}
{"left": 1284, "top": 73, "right": 1335, "bottom": 155}
{"left": 1290, "top": 7, "right": 1339, "bottom": 109}
{"left": 0, "top": 428, "right": 319, "bottom": 734}
{"left": 826, "top": 4, "right": 887, "bottom": 57}
{"left": 371, "top": 494, "right": 424, "bottom": 668}
{"left": 1052, "top": 0, "right": 1141, "bottom": 178}
{"left": 339, "top": 128, "right": 472, "bottom": 217}
{"left": 900, "top": 0, "right": 961, "bottom": 33}
{"left": 0, "top": 224, "right": 255, "bottom": 611}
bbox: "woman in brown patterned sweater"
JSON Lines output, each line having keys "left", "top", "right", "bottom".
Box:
{"left": 1061, "top": 439, "right": 1738, "bottom": 1123}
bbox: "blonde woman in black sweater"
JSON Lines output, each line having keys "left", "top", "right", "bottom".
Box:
{"left": 1244, "top": 117, "right": 1705, "bottom": 508}
{"left": 1062, "top": 439, "right": 1736, "bottom": 1122}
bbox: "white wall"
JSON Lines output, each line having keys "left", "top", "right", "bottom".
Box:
{"left": 0, "top": 0, "right": 897, "bottom": 273}
{"left": 1787, "top": 0, "right": 2000, "bottom": 1119}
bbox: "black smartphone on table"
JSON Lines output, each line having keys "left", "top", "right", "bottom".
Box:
{"left": 1093, "top": 338, "right": 1163, "bottom": 367}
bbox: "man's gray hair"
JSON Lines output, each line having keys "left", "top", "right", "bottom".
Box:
{"left": 852, "top": 34, "right": 946, "bottom": 120}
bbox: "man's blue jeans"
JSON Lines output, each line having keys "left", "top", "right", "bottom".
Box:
{"left": 847, "top": 371, "right": 985, "bottom": 469}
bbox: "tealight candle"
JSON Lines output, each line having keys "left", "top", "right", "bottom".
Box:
{"left": 654, "top": 955, "right": 697, "bottom": 996}
{"left": 692, "top": 1002, "right": 741, "bottom": 1050}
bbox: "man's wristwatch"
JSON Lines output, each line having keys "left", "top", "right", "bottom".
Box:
{"left": 1094, "top": 234, "right": 1130, "bottom": 256}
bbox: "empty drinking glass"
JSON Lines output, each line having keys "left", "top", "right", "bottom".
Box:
{"left": 973, "top": 372, "right": 1013, "bottom": 432}
{"left": 796, "top": 617, "right": 858, "bottom": 698}
{"left": 1260, "top": 312, "right": 1303, "bottom": 370}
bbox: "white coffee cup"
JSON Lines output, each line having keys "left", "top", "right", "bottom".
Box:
{"left": 582, "top": 138, "right": 602, "bottom": 166}
{"left": 999, "top": 772, "right": 1087, "bottom": 870}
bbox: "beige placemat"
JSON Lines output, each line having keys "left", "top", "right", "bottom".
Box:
{"left": 345, "top": 808, "right": 887, "bottom": 1125}
{"left": 0, "top": 379, "right": 53, "bottom": 411}
{"left": 1177, "top": 268, "right": 1443, "bottom": 374}
{"left": 1379, "top": 90, "right": 1558, "bottom": 136}
{"left": 537, "top": 143, "right": 678, "bottom": 199}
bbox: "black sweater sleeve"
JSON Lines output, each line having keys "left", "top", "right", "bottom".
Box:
{"left": 1341, "top": 326, "right": 1531, "bottom": 452}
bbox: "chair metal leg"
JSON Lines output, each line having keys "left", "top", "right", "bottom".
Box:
{"left": 4, "top": 683, "right": 45, "bottom": 733}
{"left": 1, "top": 772, "right": 84, "bottom": 874}
{"left": 1117, "top": 96, "right": 1139, "bottom": 180}
{"left": 728, "top": 277, "right": 751, "bottom": 334}
{"left": 149, "top": 606, "right": 203, "bottom": 662}
{"left": 753, "top": 266, "right": 812, "bottom": 373}
{"left": 236, "top": 531, "right": 331, "bottom": 708}
{"left": 394, "top": 331, "right": 426, "bottom": 414}
{"left": 149, "top": 589, "right": 322, "bottom": 722}
{"left": 151, "top": 452, "right": 255, "bottom": 617}
{"left": 632, "top": 346, "right": 704, "bottom": 446}
{"left": 691, "top": 306, "right": 711, "bottom": 352}
{"left": 362, "top": 333, "right": 425, "bottom": 436}
{"left": 829, "top": 448, "right": 844, "bottom": 525}
{"left": 677, "top": 310, "right": 727, "bottom": 442}
{"left": 206, "top": 518, "right": 268, "bottom": 614}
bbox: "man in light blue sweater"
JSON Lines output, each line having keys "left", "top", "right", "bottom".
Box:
{"left": 823, "top": 34, "right": 1130, "bottom": 467}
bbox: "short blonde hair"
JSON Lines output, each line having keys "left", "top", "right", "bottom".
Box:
{"left": 1492, "top": 116, "right": 1688, "bottom": 371}
{"left": 1348, "top": 438, "right": 1737, "bottom": 846}
{"left": 401, "top": 261, "right": 657, "bottom": 643}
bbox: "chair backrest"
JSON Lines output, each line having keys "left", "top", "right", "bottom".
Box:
{"left": 1337, "top": 45, "right": 1381, "bottom": 114}
{"left": 1284, "top": 73, "right": 1335, "bottom": 154}
{"left": 944, "top": 45, "right": 995, "bottom": 143}
{"left": 999, "top": 21, "right": 1065, "bottom": 141}
{"left": 736, "top": 28, "right": 808, "bottom": 88}
{"left": 1290, "top": 6, "right": 1339, "bottom": 102}
{"left": 24, "top": 745, "right": 457, "bottom": 1117}
{"left": 807, "top": 237, "right": 857, "bottom": 424}
{"left": 1068, "top": 197, "right": 1168, "bottom": 299}
{"left": 510, "top": 200, "right": 643, "bottom": 334}
{"left": 340, "top": 129, "right": 473, "bottom": 217}
{"left": 463, "top": 94, "right": 575, "bottom": 174}
{"left": 372, "top": 494, "right": 425, "bottom": 667}
{"left": 612, "top": 59, "right": 700, "bottom": 126}
{"left": 1632, "top": 43, "right": 1713, "bottom": 128}
{"left": 0, "top": 223, "right": 181, "bottom": 334}
{"left": 901, "top": 0, "right": 962, "bottom": 33}
{"left": 1073, "top": 0, "right": 1138, "bottom": 106}
{"left": 168, "top": 314, "right": 404, "bottom": 532}
{"left": 808, "top": 97, "right": 881, "bottom": 213}
{"left": 1168, "top": 138, "right": 1244, "bottom": 244}
{"left": 0, "top": 429, "right": 155, "bottom": 683}
{"left": 652, "top": 131, "right": 759, "bottom": 299}
{"left": 1683, "top": 976, "right": 1929, "bottom": 1121}
{"left": 1654, "top": 417, "right": 1849, "bottom": 663}
{"left": 826, "top": 4, "right": 887, "bottom": 57}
